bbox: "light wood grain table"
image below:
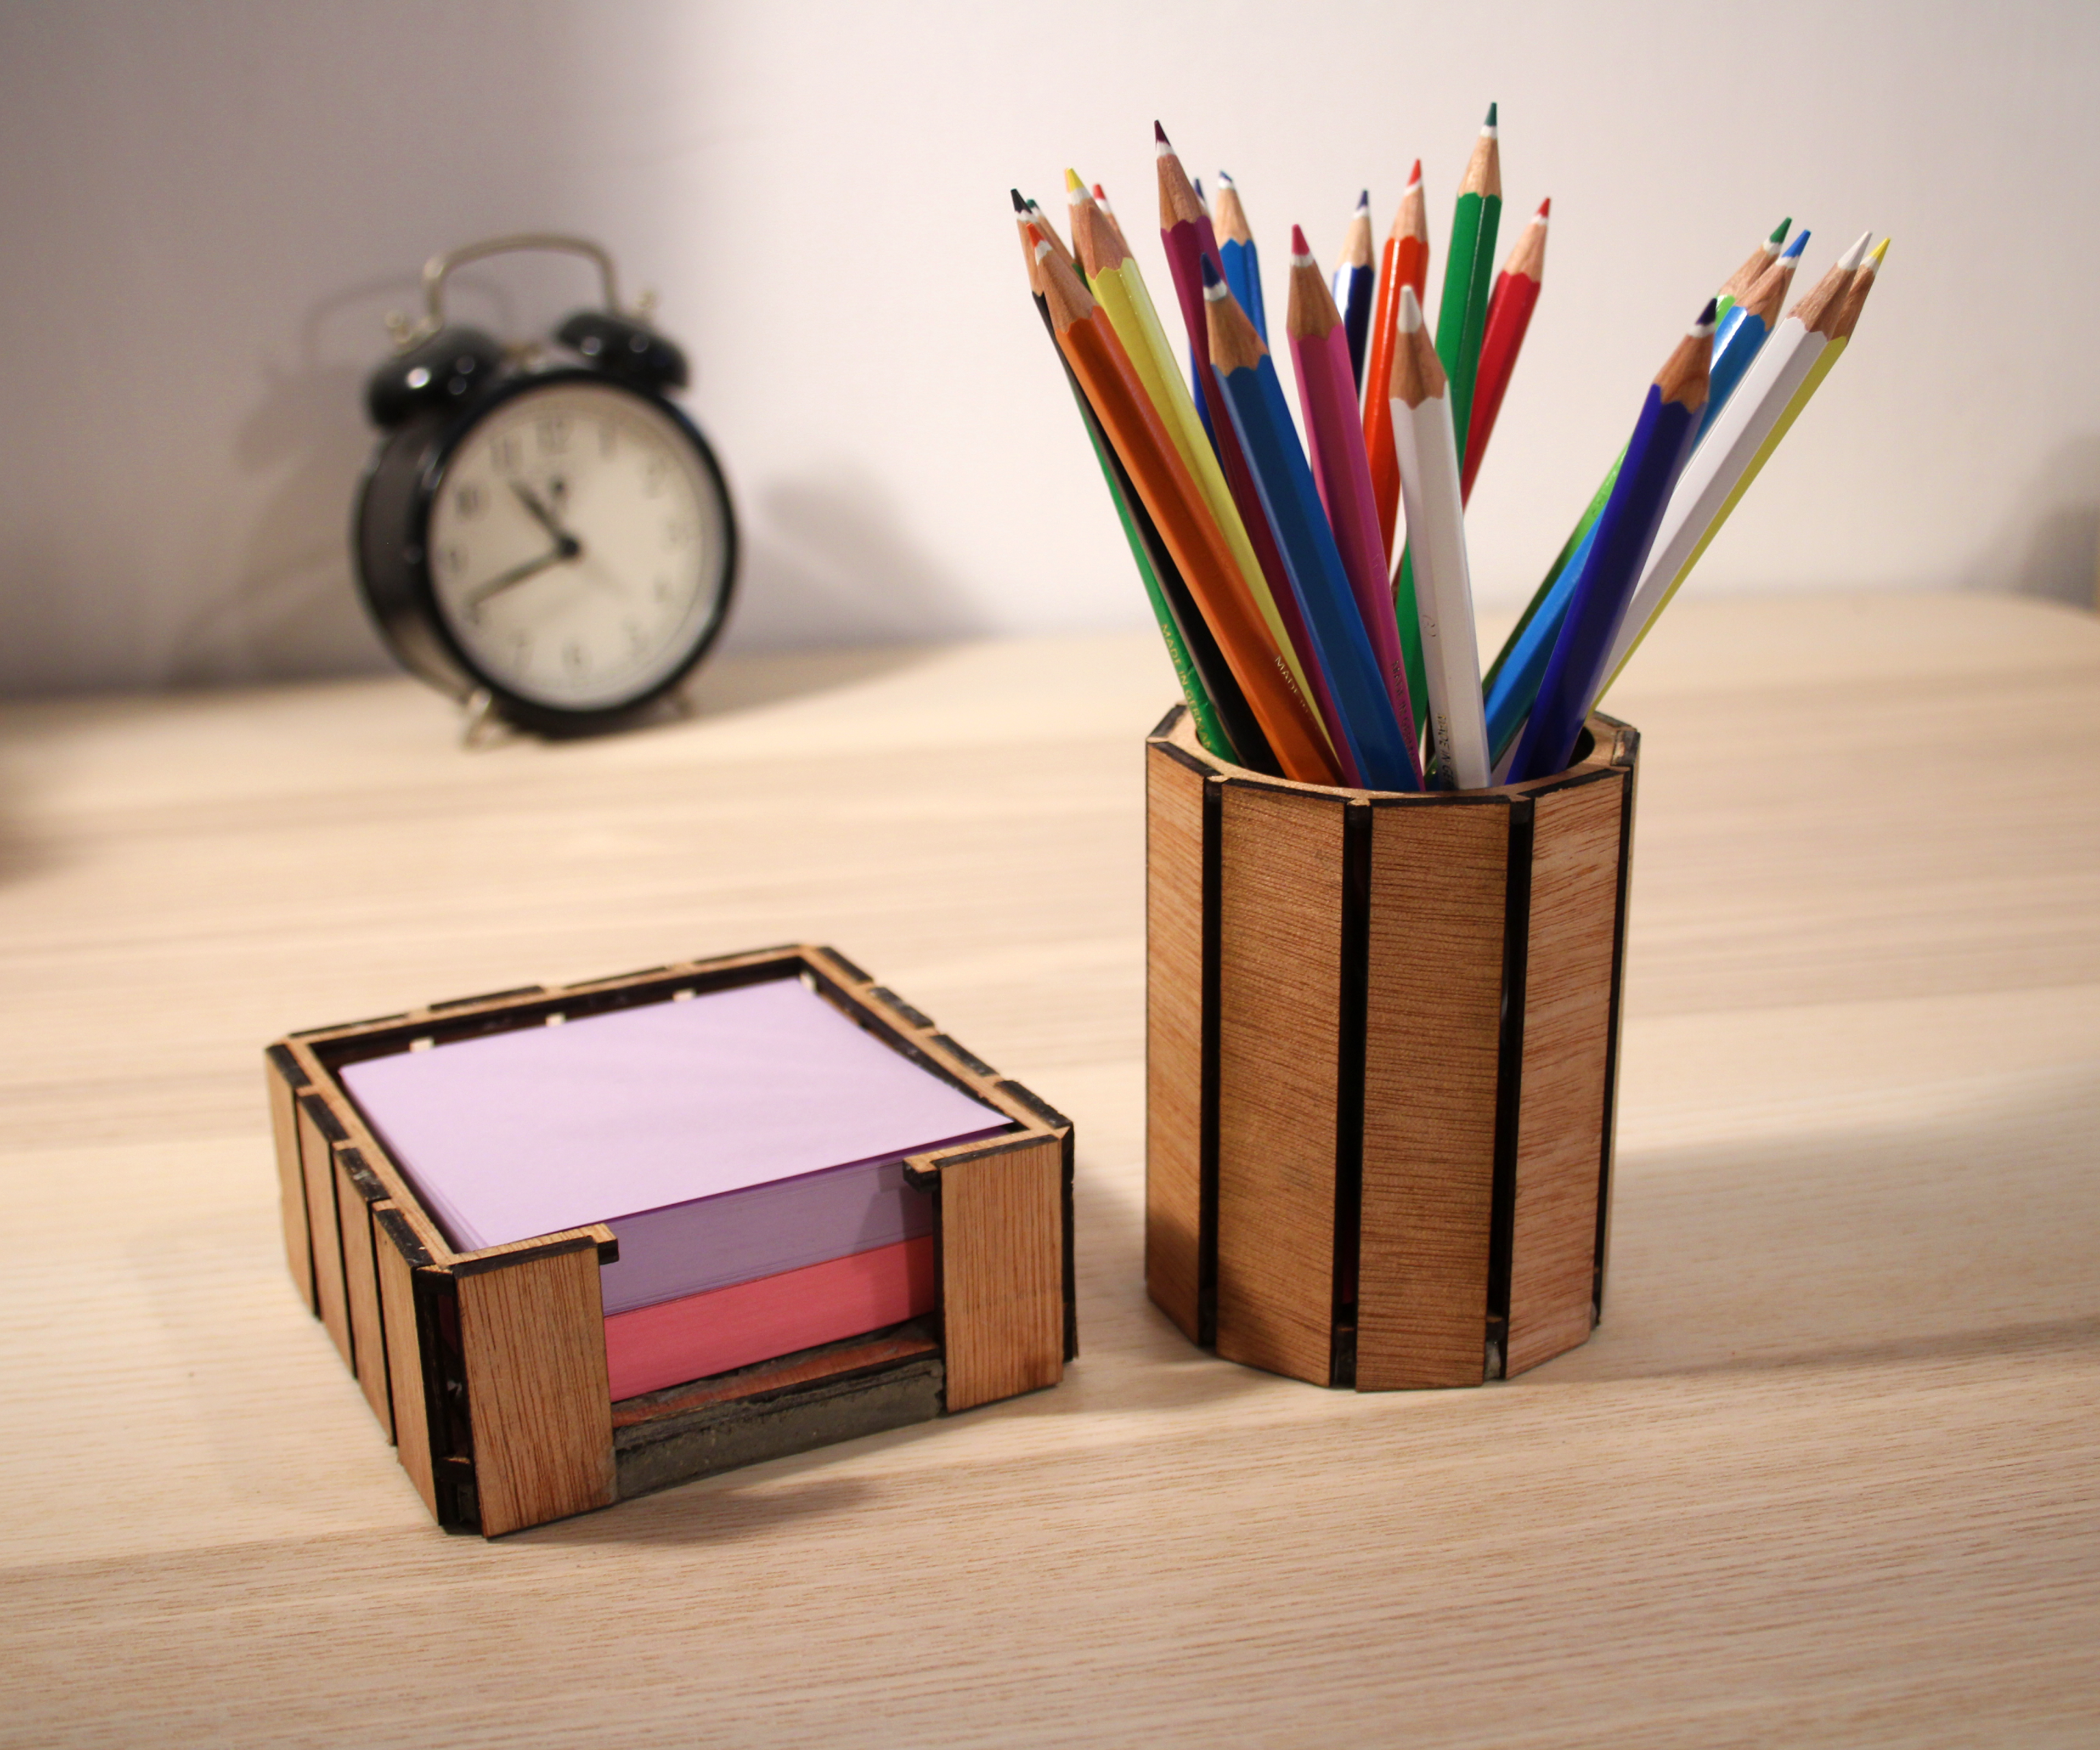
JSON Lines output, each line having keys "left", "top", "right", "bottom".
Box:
{"left": 1, "top": 592, "right": 2095, "bottom": 1747}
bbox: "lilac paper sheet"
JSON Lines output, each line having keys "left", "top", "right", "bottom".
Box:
{"left": 339, "top": 975, "right": 1010, "bottom": 1252}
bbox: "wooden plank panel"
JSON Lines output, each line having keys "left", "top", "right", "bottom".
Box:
{"left": 295, "top": 1094, "right": 353, "bottom": 1369}
{"left": 265, "top": 1047, "right": 314, "bottom": 1311}
{"left": 334, "top": 1158, "right": 394, "bottom": 1440}
{"left": 939, "top": 1136, "right": 1064, "bottom": 1412}
{"left": 456, "top": 1244, "right": 615, "bottom": 1537}
{"left": 1144, "top": 740, "right": 1208, "bottom": 1342}
{"left": 373, "top": 1209, "right": 438, "bottom": 1520}
{"left": 1215, "top": 781, "right": 1344, "bottom": 1386}
{"left": 1358, "top": 800, "right": 1508, "bottom": 1389}
{"left": 1506, "top": 775, "right": 1626, "bottom": 1377}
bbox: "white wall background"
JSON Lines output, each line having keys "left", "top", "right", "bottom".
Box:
{"left": 2, "top": 0, "right": 2095, "bottom": 695}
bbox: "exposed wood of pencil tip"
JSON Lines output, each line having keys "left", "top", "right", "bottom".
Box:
{"left": 1390, "top": 161, "right": 1428, "bottom": 243}
{"left": 1504, "top": 199, "right": 1549, "bottom": 280}
{"left": 1341, "top": 196, "right": 1373, "bottom": 267}
{"left": 1155, "top": 126, "right": 1206, "bottom": 230}
{"left": 1656, "top": 307, "right": 1717, "bottom": 409}
{"left": 1736, "top": 248, "right": 1792, "bottom": 329}
{"left": 1789, "top": 258, "right": 1857, "bottom": 337}
{"left": 1390, "top": 288, "right": 1446, "bottom": 408}
{"left": 1213, "top": 175, "right": 1254, "bottom": 246}
{"left": 1070, "top": 182, "right": 1130, "bottom": 280}
{"left": 1830, "top": 243, "right": 1884, "bottom": 339}
{"left": 1027, "top": 202, "right": 1076, "bottom": 271}
{"left": 1036, "top": 234, "right": 1101, "bottom": 332}
{"left": 1286, "top": 228, "right": 1343, "bottom": 340}
{"left": 1459, "top": 111, "right": 1502, "bottom": 201}
{"left": 1014, "top": 199, "right": 1046, "bottom": 297}
{"left": 1204, "top": 274, "right": 1268, "bottom": 372}
{"left": 1092, "top": 183, "right": 1133, "bottom": 259}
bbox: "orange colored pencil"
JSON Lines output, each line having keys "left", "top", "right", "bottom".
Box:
{"left": 1032, "top": 230, "right": 1339, "bottom": 783}
{"left": 1362, "top": 160, "right": 1429, "bottom": 563}
{"left": 1461, "top": 196, "right": 1548, "bottom": 504}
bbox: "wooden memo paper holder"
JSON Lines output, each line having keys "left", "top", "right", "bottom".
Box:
{"left": 265, "top": 945, "right": 1075, "bottom": 1537}
{"left": 1145, "top": 705, "right": 1639, "bottom": 1389}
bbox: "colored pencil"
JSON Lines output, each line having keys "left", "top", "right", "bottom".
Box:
{"left": 1509, "top": 301, "right": 1715, "bottom": 782}
{"left": 1206, "top": 258, "right": 1417, "bottom": 791}
{"left": 1461, "top": 196, "right": 1548, "bottom": 504}
{"left": 1285, "top": 226, "right": 1420, "bottom": 763}
{"left": 1155, "top": 125, "right": 1350, "bottom": 765}
{"left": 1213, "top": 172, "right": 1267, "bottom": 342}
{"left": 1435, "top": 103, "right": 1503, "bottom": 465}
{"left": 1090, "top": 181, "right": 1131, "bottom": 259}
{"left": 1065, "top": 172, "right": 1287, "bottom": 768}
{"left": 1032, "top": 229, "right": 1340, "bottom": 783}
{"left": 1701, "top": 228, "right": 1805, "bottom": 439}
{"left": 1715, "top": 216, "right": 1791, "bottom": 319}
{"left": 1390, "top": 103, "right": 1500, "bottom": 741}
{"left": 1388, "top": 285, "right": 1492, "bottom": 789}
{"left": 1598, "top": 232, "right": 1875, "bottom": 693}
{"left": 1037, "top": 188, "right": 1274, "bottom": 770}
{"left": 1362, "top": 161, "right": 1428, "bottom": 564}
{"left": 1332, "top": 191, "right": 1376, "bottom": 392}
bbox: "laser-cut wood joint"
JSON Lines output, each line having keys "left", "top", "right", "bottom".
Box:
{"left": 1144, "top": 705, "right": 1637, "bottom": 1389}
{"left": 267, "top": 943, "right": 1073, "bottom": 1535}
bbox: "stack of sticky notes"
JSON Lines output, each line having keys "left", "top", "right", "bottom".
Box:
{"left": 340, "top": 975, "right": 1011, "bottom": 1399}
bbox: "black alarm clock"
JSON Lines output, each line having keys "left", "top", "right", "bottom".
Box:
{"left": 354, "top": 234, "right": 737, "bottom": 735}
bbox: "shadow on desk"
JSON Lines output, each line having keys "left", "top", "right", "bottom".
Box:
{"left": 1561, "top": 1059, "right": 2100, "bottom": 1386}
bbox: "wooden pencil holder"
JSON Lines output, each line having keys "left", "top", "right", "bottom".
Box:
{"left": 1145, "top": 704, "right": 1638, "bottom": 1388}
{"left": 266, "top": 945, "right": 1074, "bottom": 1537}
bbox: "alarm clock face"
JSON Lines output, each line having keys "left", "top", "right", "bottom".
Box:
{"left": 424, "top": 379, "right": 729, "bottom": 712}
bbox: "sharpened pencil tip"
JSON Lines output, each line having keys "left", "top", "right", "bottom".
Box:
{"left": 1398, "top": 284, "right": 1425, "bottom": 332}
{"left": 1867, "top": 237, "right": 1889, "bottom": 268}
{"left": 1064, "top": 168, "right": 1083, "bottom": 194}
{"left": 1199, "top": 254, "right": 1226, "bottom": 298}
{"left": 1780, "top": 229, "right": 1809, "bottom": 260}
{"left": 1485, "top": 101, "right": 1497, "bottom": 126}
{"left": 1154, "top": 120, "right": 1168, "bottom": 144}
{"left": 1769, "top": 217, "right": 1792, "bottom": 245}
{"left": 1291, "top": 222, "right": 1309, "bottom": 254}
{"left": 1837, "top": 230, "right": 1872, "bottom": 271}
{"left": 1695, "top": 297, "right": 1718, "bottom": 332}
{"left": 1406, "top": 159, "right": 1422, "bottom": 188}
{"left": 1356, "top": 189, "right": 1369, "bottom": 213}
{"left": 1537, "top": 196, "right": 1551, "bottom": 218}
{"left": 1010, "top": 188, "right": 1028, "bottom": 213}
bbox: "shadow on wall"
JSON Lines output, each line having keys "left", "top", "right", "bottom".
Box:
{"left": 1963, "top": 435, "right": 2100, "bottom": 612}
{"left": 729, "top": 465, "right": 996, "bottom": 649}
{"left": 169, "top": 270, "right": 535, "bottom": 688}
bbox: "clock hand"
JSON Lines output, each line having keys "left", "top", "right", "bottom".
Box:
{"left": 464, "top": 546, "right": 569, "bottom": 609}
{"left": 509, "top": 479, "right": 583, "bottom": 557}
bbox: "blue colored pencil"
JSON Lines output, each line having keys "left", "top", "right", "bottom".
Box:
{"left": 1332, "top": 191, "right": 1376, "bottom": 392}
{"left": 1701, "top": 229, "right": 1806, "bottom": 440}
{"left": 1508, "top": 301, "right": 1717, "bottom": 782}
{"left": 1483, "top": 514, "right": 1599, "bottom": 764}
{"left": 1213, "top": 172, "right": 1267, "bottom": 342}
{"left": 1202, "top": 257, "right": 1419, "bottom": 791}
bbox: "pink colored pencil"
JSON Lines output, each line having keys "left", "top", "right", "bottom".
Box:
{"left": 1284, "top": 226, "right": 1418, "bottom": 757}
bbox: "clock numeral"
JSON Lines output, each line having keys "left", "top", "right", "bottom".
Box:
{"left": 563, "top": 640, "right": 589, "bottom": 673}
{"left": 440, "top": 545, "right": 467, "bottom": 575}
{"left": 511, "top": 633, "right": 533, "bottom": 667}
{"left": 641, "top": 455, "right": 668, "bottom": 498}
{"left": 665, "top": 518, "right": 692, "bottom": 547}
{"left": 625, "top": 618, "right": 648, "bottom": 651}
{"left": 537, "top": 416, "right": 570, "bottom": 454}
{"left": 651, "top": 576, "right": 673, "bottom": 602}
{"left": 491, "top": 434, "right": 523, "bottom": 472}
{"left": 455, "top": 483, "right": 484, "bottom": 519}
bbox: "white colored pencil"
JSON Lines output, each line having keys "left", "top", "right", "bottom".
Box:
{"left": 1598, "top": 231, "right": 1870, "bottom": 692}
{"left": 1388, "top": 285, "right": 1491, "bottom": 789}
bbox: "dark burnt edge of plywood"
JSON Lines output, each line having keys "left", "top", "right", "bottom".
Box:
{"left": 997, "top": 1079, "right": 1078, "bottom": 1362}
{"left": 267, "top": 1042, "right": 312, "bottom": 1089}
{"left": 266, "top": 1045, "right": 318, "bottom": 1316}
{"left": 926, "top": 1034, "right": 998, "bottom": 1081}
{"left": 428, "top": 985, "right": 547, "bottom": 1012}
{"left": 1593, "top": 727, "right": 1639, "bottom": 1323}
{"left": 375, "top": 1205, "right": 444, "bottom": 1511}
{"left": 814, "top": 947, "right": 873, "bottom": 985}
{"left": 1197, "top": 768, "right": 1222, "bottom": 1349}
{"left": 417, "top": 1263, "right": 476, "bottom": 1531}
{"left": 335, "top": 1144, "right": 396, "bottom": 1436}
{"left": 1149, "top": 702, "right": 1189, "bottom": 741}
{"left": 295, "top": 1090, "right": 356, "bottom": 1368}
{"left": 1330, "top": 799, "right": 1371, "bottom": 1388}
{"left": 1484, "top": 795, "right": 1536, "bottom": 1381}
{"left": 869, "top": 986, "right": 936, "bottom": 1030}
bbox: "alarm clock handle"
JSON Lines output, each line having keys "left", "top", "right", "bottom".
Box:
{"left": 395, "top": 234, "right": 629, "bottom": 354}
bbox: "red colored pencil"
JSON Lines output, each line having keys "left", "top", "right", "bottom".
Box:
{"left": 1362, "top": 160, "right": 1429, "bottom": 563}
{"left": 1460, "top": 196, "right": 1548, "bottom": 504}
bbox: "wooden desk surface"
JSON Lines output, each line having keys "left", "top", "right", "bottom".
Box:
{"left": 1, "top": 592, "right": 2095, "bottom": 1746}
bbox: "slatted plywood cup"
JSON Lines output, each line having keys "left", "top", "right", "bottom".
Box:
{"left": 1146, "top": 705, "right": 1637, "bottom": 1388}
{"left": 266, "top": 945, "right": 1075, "bottom": 1536}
